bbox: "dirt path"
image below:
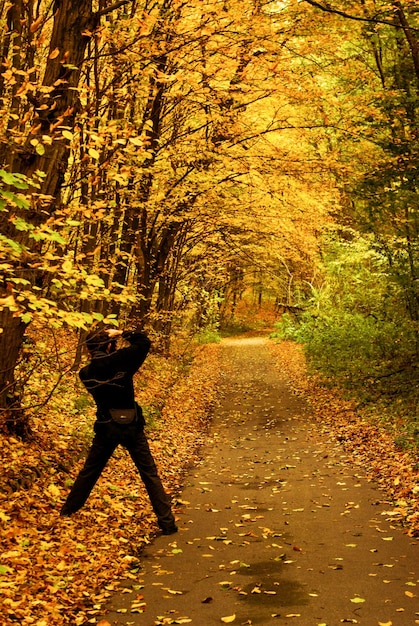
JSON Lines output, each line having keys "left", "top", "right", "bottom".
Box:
{"left": 100, "top": 337, "right": 419, "bottom": 626}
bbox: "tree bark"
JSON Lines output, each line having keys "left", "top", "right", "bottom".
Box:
{"left": 0, "top": 0, "right": 96, "bottom": 436}
{"left": 0, "top": 308, "right": 27, "bottom": 436}
{"left": 393, "top": 1, "right": 419, "bottom": 88}
{"left": 10, "top": 0, "right": 95, "bottom": 202}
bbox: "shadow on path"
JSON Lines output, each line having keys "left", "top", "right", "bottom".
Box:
{"left": 99, "top": 337, "right": 419, "bottom": 625}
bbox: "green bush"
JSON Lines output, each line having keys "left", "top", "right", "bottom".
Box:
{"left": 270, "top": 313, "right": 301, "bottom": 342}
{"left": 194, "top": 329, "right": 222, "bottom": 344}
{"left": 269, "top": 231, "right": 419, "bottom": 440}
{"left": 272, "top": 233, "right": 419, "bottom": 393}
{"left": 297, "top": 312, "right": 414, "bottom": 383}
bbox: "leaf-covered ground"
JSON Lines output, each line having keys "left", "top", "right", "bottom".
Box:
{"left": 0, "top": 333, "right": 221, "bottom": 626}
{"left": 96, "top": 335, "right": 419, "bottom": 626}
{"left": 1, "top": 335, "right": 419, "bottom": 626}
{"left": 268, "top": 340, "right": 419, "bottom": 538}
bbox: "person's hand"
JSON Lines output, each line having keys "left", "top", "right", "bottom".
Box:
{"left": 106, "top": 329, "right": 123, "bottom": 339}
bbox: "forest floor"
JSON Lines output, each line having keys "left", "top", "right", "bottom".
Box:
{"left": 1, "top": 333, "right": 419, "bottom": 625}
{"left": 98, "top": 336, "right": 419, "bottom": 626}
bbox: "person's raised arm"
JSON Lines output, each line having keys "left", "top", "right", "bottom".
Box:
{"left": 110, "top": 329, "right": 151, "bottom": 373}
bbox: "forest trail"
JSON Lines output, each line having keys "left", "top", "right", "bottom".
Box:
{"left": 100, "top": 336, "right": 419, "bottom": 626}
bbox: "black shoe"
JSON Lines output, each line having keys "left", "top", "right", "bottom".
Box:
{"left": 60, "top": 507, "right": 75, "bottom": 517}
{"left": 161, "top": 524, "right": 178, "bottom": 535}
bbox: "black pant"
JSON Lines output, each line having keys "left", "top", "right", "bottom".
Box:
{"left": 61, "top": 421, "right": 175, "bottom": 530}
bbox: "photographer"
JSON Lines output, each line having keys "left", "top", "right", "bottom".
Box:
{"left": 60, "top": 328, "right": 178, "bottom": 535}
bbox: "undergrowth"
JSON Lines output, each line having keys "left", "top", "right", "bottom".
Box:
{"left": 271, "top": 312, "right": 419, "bottom": 452}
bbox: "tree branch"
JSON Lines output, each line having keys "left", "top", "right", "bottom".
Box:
{"left": 302, "top": 0, "right": 419, "bottom": 32}
{"left": 96, "top": 0, "right": 129, "bottom": 18}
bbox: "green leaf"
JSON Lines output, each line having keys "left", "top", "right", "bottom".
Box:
{"left": 13, "top": 216, "right": 33, "bottom": 231}
{"left": 0, "top": 170, "right": 17, "bottom": 185}
{"left": 0, "top": 234, "right": 25, "bottom": 255}
{"left": 48, "top": 231, "right": 66, "bottom": 244}
{"left": 9, "top": 278, "right": 30, "bottom": 285}
{"left": 2, "top": 190, "right": 30, "bottom": 209}
{"left": 0, "top": 170, "right": 29, "bottom": 189}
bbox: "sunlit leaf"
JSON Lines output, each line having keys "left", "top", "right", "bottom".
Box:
{"left": 88, "top": 148, "right": 100, "bottom": 160}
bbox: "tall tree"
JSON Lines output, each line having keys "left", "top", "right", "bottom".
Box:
{"left": 0, "top": 1, "right": 122, "bottom": 435}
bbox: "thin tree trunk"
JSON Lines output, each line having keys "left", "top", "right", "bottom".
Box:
{"left": 0, "top": 308, "right": 28, "bottom": 436}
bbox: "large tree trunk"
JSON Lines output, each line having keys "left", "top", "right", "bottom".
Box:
{"left": 10, "top": 0, "right": 95, "bottom": 203}
{"left": 0, "top": 0, "right": 95, "bottom": 437}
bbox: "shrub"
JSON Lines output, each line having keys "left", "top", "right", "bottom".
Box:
{"left": 194, "top": 329, "right": 222, "bottom": 344}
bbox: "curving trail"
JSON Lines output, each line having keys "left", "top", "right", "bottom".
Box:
{"left": 101, "top": 337, "right": 419, "bottom": 626}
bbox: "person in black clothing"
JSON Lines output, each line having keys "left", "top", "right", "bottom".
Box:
{"left": 60, "top": 328, "right": 178, "bottom": 535}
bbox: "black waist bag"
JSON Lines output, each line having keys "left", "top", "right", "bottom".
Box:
{"left": 109, "top": 407, "right": 136, "bottom": 425}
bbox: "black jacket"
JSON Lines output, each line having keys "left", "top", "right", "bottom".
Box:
{"left": 79, "top": 330, "right": 150, "bottom": 423}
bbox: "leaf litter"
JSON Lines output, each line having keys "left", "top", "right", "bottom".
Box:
{"left": 269, "top": 341, "right": 419, "bottom": 538}
{"left": 0, "top": 334, "right": 220, "bottom": 625}
{"left": 2, "top": 336, "right": 419, "bottom": 625}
